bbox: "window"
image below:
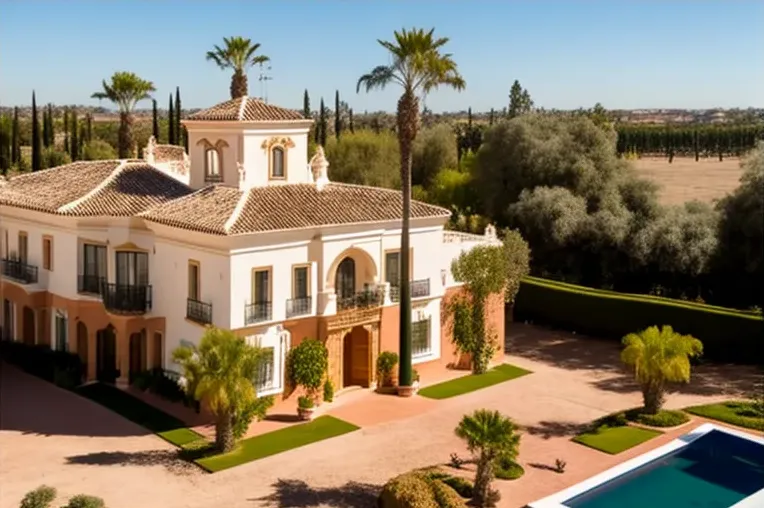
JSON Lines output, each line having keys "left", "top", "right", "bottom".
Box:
{"left": 252, "top": 269, "right": 270, "bottom": 303}
{"left": 293, "top": 266, "right": 309, "bottom": 299}
{"left": 18, "top": 232, "right": 28, "bottom": 262}
{"left": 257, "top": 347, "right": 275, "bottom": 391}
{"left": 204, "top": 148, "right": 221, "bottom": 181}
{"left": 81, "top": 243, "right": 107, "bottom": 293}
{"left": 188, "top": 261, "right": 200, "bottom": 300}
{"left": 54, "top": 309, "right": 67, "bottom": 351}
{"left": 412, "top": 318, "right": 431, "bottom": 357}
{"left": 335, "top": 257, "right": 355, "bottom": 300}
{"left": 271, "top": 146, "right": 285, "bottom": 178}
{"left": 385, "top": 251, "right": 400, "bottom": 286}
{"left": 116, "top": 251, "right": 149, "bottom": 286}
{"left": 42, "top": 236, "right": 53, "bottom": 271}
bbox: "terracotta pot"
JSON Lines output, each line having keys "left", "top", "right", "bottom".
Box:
{"left": 297, "top": 407, "right": 315, "bottom": 421}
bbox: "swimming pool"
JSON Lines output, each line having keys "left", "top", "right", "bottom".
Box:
{"left": 528, "top": 423, "right": 764, "bottom": 508}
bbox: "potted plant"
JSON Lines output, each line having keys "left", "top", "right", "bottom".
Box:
{"left": 413, "top": 369, "right": 421, "bottom": 392}
{"left": 288, "top": 338, "right": 328, "bottom": 417}
{"left": 375, "top": 351, "right": 399, "bottom": 394}
{"left": 297, "top": 395, "right": 315, "bottom": 421}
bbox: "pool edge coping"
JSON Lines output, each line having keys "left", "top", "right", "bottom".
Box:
{"left": 527, "top": 423, "right": 764, "bottom": 508}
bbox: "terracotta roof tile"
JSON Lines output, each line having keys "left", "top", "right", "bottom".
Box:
{"left": 140, "top": 183, "right": 451, "bottom": 236}
{"left": 153, "top": 144, "right": 186, "bottom": 162}
{"left": 186, "top": 96, "right": 305, "bottom": 122}
{"left": 0, "top": 160, "right": 193, "bottom": 217}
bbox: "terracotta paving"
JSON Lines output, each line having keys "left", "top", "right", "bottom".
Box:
{"left": 1, "top": 324, "right": 760, "bottom": 508}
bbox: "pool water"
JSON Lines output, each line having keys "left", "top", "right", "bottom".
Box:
{"left": 565, "top": 430, "right": 764, "bottom": 508}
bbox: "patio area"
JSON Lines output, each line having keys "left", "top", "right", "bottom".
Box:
{"left": 0, "top": 324, "right": 759, "bottom": 508}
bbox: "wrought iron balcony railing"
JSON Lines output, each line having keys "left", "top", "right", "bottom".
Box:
{"left": 101, "top": 282, "right": 152, "bottom": 314}
{"left": 245, "top": 301, "right": 272, "bottom": 325}
{"left": 78, "top": 274, "right": 105, "bottom": 296}
{"left": 337, "top": 288, "right": 384, "bottom": 311}
{"left": 1, "top": 258, "right": 38, "bottom": 284}
{"left": 187, "top": 298, "right": 212, "bottom": 325}
{"left": 286, "top": 296, "right": 312, "bottom": 318}
{"left": 389, "top": 279, "right": 431, "bottom": 302}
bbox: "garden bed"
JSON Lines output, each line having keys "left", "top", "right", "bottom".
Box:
{"left": 684, "top": 401, "right": 764, "bottom": 431}
{"left": 418, "top": 364, "right": 531, "bottom": 400}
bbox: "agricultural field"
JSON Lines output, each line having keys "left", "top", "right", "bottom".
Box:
{"left": 632, "top": 156, "right": 744, "bottom": 205}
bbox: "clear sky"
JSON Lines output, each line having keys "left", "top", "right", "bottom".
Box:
{"left": 1, "top": 0, "right": 762, "bottom": 113}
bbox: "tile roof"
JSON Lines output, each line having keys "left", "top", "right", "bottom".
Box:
{"left": 140, "top": 183, "right": 451, "bottom": 236}
{"left": 153, "top": 144, "right": 186, "bottom": 163}
{"left": 186, "top": 96, "right": 306, "bottom": 122}
{"left": 0, "top": 160, "right": 193, "bottom": 217}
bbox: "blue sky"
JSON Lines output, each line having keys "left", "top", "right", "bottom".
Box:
{"left": 1, "top": 1, "right": 762, "bottom": 112}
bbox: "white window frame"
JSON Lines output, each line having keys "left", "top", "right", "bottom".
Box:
{"left": 52, "top": 309, "right": 68, "bottom": 351}
{"left": 412, "top": 300, "right": 442, "bottom": 365}
{"left": 245, "top": 325, "right": 291, "bottom": 397}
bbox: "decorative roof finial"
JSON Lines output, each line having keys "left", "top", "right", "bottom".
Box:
{"left": 145, "top": 136, "right": 156, "bottom": 163}
{"left": 309, "top": 146, "right": 330, "bottom": 190}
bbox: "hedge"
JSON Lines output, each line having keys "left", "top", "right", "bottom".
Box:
{"left": 513, "top": 276, "right": 764, "bottom": 365}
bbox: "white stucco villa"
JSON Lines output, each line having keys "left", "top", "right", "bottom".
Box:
{"left": 0, "top": 96, "right": 501, "bottom": 397}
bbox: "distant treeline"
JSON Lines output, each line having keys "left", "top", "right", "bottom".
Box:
{"left": 614, "top": 124, "right": 764, "bottom": 159}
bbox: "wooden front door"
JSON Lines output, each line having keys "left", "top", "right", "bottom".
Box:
{"left": 129, "top": 332, "right": 143, "bottom": 383}
{"left": 76, "top": 322, "right": 88, "bottom": 378}
{"left": 342, "top": 327, "right": 370, "bottom": 388}
{"left": 22, "top": 307, "right": 35, "bottom": 345}
{"left": 96, "top": 327, "right": 117, "bottom": 383}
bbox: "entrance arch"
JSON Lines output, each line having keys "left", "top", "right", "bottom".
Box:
{"left": 77, "top": 322, "right": 88, "bottom": 376}
{"left": 342, "top": 326, "right": 371, "bottom": 388}
{"left": 22, "top": 306, "right": 35, "bottom": 345}
{"left": 96, "top": 325, "right": 117, "bottom": 383}
{"left": 335, "top": 257, "right": 356, "bottom": 301}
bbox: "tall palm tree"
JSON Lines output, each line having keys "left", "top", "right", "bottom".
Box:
{"left": 206, "top": 37, "right": 270, "bottom": 100}
{"left": 173, "top": 327, "right": 266, "bottom": 452}
{"left": 456, "top": 409, "right": 520, "bottom": 506}
{"left": 357, "top": 28, "right": 465, "bottom": 393}
{"left": 621, "top": 325, "right": 703, "bottom": 414}
{"left": 91, "top": 72, "right": 155, "bottom": 159}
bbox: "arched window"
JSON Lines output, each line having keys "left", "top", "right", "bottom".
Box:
{"left": 334, "top": 257, "right": 355, "bottom": 300}
{"left": 204, "top": 149, "right": 221, "bottom": 183}
{"left": 271, "top": 146, "right": 285, "bottom": 179}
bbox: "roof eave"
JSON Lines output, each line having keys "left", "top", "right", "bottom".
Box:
{"left": 182, "top": 119, "right": 314, "bottom": 129}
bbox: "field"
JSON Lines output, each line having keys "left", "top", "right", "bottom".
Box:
{"left": 633, "top": 156, "right": 744, "bottom": 205}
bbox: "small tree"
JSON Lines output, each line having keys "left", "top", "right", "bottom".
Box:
{"left": 456, "top": 409, "right": 520, "bottom": 507}
{"left": 376, "top": 351, "right": 399, "bottom": 387}
{"left": 288, "top": 338, "right": 328, "bottom": 401}
{"left": 20, "top": 485, "right": 56, "bottom": 508}
{"left": 173, "top": 327, "right": 271, "bottom": 452}
{"left": 621, "top": 325, "right": 703, "bottom": 414}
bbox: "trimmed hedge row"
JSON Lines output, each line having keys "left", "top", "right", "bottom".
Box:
{"left": 513, "top": 276, "right": 764, "bottom": 365}
{"left": 0, "top": 340, "right": 85, "bottom": 388}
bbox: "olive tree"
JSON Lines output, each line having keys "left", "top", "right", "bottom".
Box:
{"left": 324, "top": 130, "right": 400, "bottom": 189}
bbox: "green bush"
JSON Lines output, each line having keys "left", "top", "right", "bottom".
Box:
{"left": 494, "top": 460, "right": 524, "bottom": 481}
{"left": 298, "top": 395, "right": 314, "bottom": 409}
{"left": 323, "top": 379, "right": 334, "bottom": 402}
{"left": 0, "top": 341, "right": 84, "bottom": 387}
{"left": 595, "top": 412, "right": 629, "bottom": 428}
{"left": 685, "top": 401, "right": 764, "bottom": 431}
{"left": 513, "top": 276, "right": 764, "bottom": 364}
{"left": 440, "top": 476, "right": 473, "bottom": 498}
{"left": 378, "top": 471, "right": 467, "bottom": 508}
{"left": 288, "top": 338, "right": 328, "bottom": 398}
{"left": 625, "top": 408, "right": 689, "bottom": 428}
{"left": 63, "top": 495, "right": 105, "bottom": 508}
{"left": 430, "top": 480, "right": 468, "bottom": 508}
{"left": 377, "top": 351, "right": 399, "bottom": 387}
{"left": 20, "top": 485, "right": 57, "bottom": 508}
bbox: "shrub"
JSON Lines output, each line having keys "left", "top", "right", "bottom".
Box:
{"left": 596, "top": 412, "right": 628, "bottom": 428}
{"left": 494, "top": 458, "right": 524, "bottom": 481}
{"left": 232, "top": 396, "right": 274, "bottom": 440}
{"left": 20, "top": 485, "right": 57, "bottom": 508}
{"left": 513, "top": 276, "right": 764, "bottom": 364}
{"left": 63, "top": 495, "right": 105, "bottom": 508}
{"left": 288, "top": 338, "right": 328, "bottom": 399}
{"left": 430, "top": 480, "right": 468, "bottom": 508}
{"left": 323, "top": 379, "right": 334, "bottom": 403}
{"left": 0, "top": 341, "right": 83, "bottom": 388}
{"left": 376, "top": 351, "right": 399, "bottom": 387}
{"left": 378, "top": 471, "right": 467, "bottom": 508}
{"left": 625, "top": 408, "right": 689, "bottom": 428}
{"left": 440, "top": 476, "right": 473, "bottom": 498}
{"left": 298, "top": 395, "right": 314, "bottom": 409}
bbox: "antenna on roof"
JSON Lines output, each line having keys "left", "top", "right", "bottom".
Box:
{"left": 258, "top": 62, "right": 273, "bottom": 103}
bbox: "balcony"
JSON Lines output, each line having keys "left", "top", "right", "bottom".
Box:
{"left": 187, "top": 298, "right": 212, "bottom": 325}
{"left": 101, "top": 283, "right": 152, "bottom": 314}
{"left": 1, "top": 258, "right": 38, "bottom": 284}
{"left": 389, "top": 279, "right": 431, "bottom": 302}
{"left": 286, "top": 296, "right": 312, "bottom": 318}
{"left": 245, "top": 301, "right": 272, "bottom": 325}
{"left": 204, "top": 173, "right": 223, "bottom": 184}
{"left": 78, "top": 274, "right": 104, "bottom": 296}
{"left": 337, "top": 288, "right": 384, "bottom": 311}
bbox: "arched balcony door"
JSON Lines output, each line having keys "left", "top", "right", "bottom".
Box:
{"left": 335, "top": 257, "right": 356, "bottom": 300}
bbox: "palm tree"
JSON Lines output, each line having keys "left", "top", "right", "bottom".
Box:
{"left": 206, "top": 37, "right": 270, "bottom": 100}
{"left": 357, "top": 28, "right": 465, "bottom": 392}
{"left": 173, "top": 327, "right": 266, "bottom": 452}
{"left": 621, "top": 325, "right": 703, "bottom": 414}
{"left": 91, "top": 72, "right": 155, "bottom": 159}
{"left": 456, "top": 409, "right": 520, "bottom": 506}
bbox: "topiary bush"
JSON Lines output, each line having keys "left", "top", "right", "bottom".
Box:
{"left": 440, "top": 476, "right": 473, "bottom": 498}
{"left": 625, "top": 408, "right": 690, "bottom": 428}
{"left": 63, "top": 495, "right": 105, "bottom": 508}
{"left": 494, "top": 460, "right": 524, "bottom": 481}
{"left": 377, "top": 351, "right": 399, "bottom": 387}
{"left": 378, "top": 471, "right": 468, "bottom": 508}
{"left": 288, "top": 338, "right": 328, "bottom": 399}
{"left": 430, "top": 480, "right": 468, "bottom": 508}
{"left": 323, "top": 378, "right": 334, "bottom": 402}
{"left": 20, "top": 485, "right": 57, "bottom": 508}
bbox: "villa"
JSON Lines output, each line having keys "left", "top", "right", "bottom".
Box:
{"left": 0, "top": 96, "right": 502, "bottom": 398}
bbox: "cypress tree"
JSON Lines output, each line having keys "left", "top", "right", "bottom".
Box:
{"left": 489, "top": 108, "right": 495, "bottom": 125}
{"left": 302, "top": 89, "right": 310, "bottom": 118}
{"left": 11, "top": 106, "right": 20, "bottom": 164}
{"left": 168, "top": 94, "right": 175, "bottom": 145}
{"left": 334, "top": 90, "right": 341, "bottom": 140}
{"left": 70, "top": 110, "right": 78, "bottom": 160}
{"left": 0, "top": 116, "right": 10, "bottom": 174}
{"left": 182, "top": 126, "right": 189, "bottom": 153}
{"left": 175, "top": 87, "right": 182, "bottom": 146}
{"left": 349, "top": 108, "right": 354, "bottom": 133}
{"left": 31, "top": 92, "right": 41, "bottom": 172}
{"left": 318, "top": 98, "right": 327, "bottom": 147}
{"left": 63, "top": 108, "right": 70, "bottom": 155}
{"left": 152, "top": 99, "right": 159, "bottom": 140}
{"left": 86, "top": 113, "right": 92, "bottom": 143}
{"left": 47, "top": 104, "right": 55, "bottom": 147}
{"left": 42, "top": 106, "right": 50, "bottom": 148}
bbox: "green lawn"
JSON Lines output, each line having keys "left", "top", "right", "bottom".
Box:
{"left": 573, "top": 425, "right": 662, "bottom": 454}
{"left": 77, "top": 383, "right": 205, "bottom": 447}
{"left": 196, "top": 415, "right": 360, "bottom": 472}
{"left": 684, "top": 401, "right": 764, "bottom": 431}
{"left": 418, "top": 364, "right": 532, "bottom": 400}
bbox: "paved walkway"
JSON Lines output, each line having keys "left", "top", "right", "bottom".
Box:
{"left": 1, "top": 324, "right": 759, "bottom": 508}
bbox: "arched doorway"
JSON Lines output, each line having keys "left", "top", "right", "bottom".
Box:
{"left": 77, "top": 322, "right": 88, "bottom": 378}
{"left": 22, "top": 306, "right": 35, "bottom": 345}
{"left": 335, "top": 257, "right": 356, "bottom": 301}
{"left": 342, "top": 326, "right": 370, "bottom": 388}
{"left": 129, "top": 330, "right": 146, "bottom": 383}
{"left": 96, "top": 325, "right": 117, "bottom": 383}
